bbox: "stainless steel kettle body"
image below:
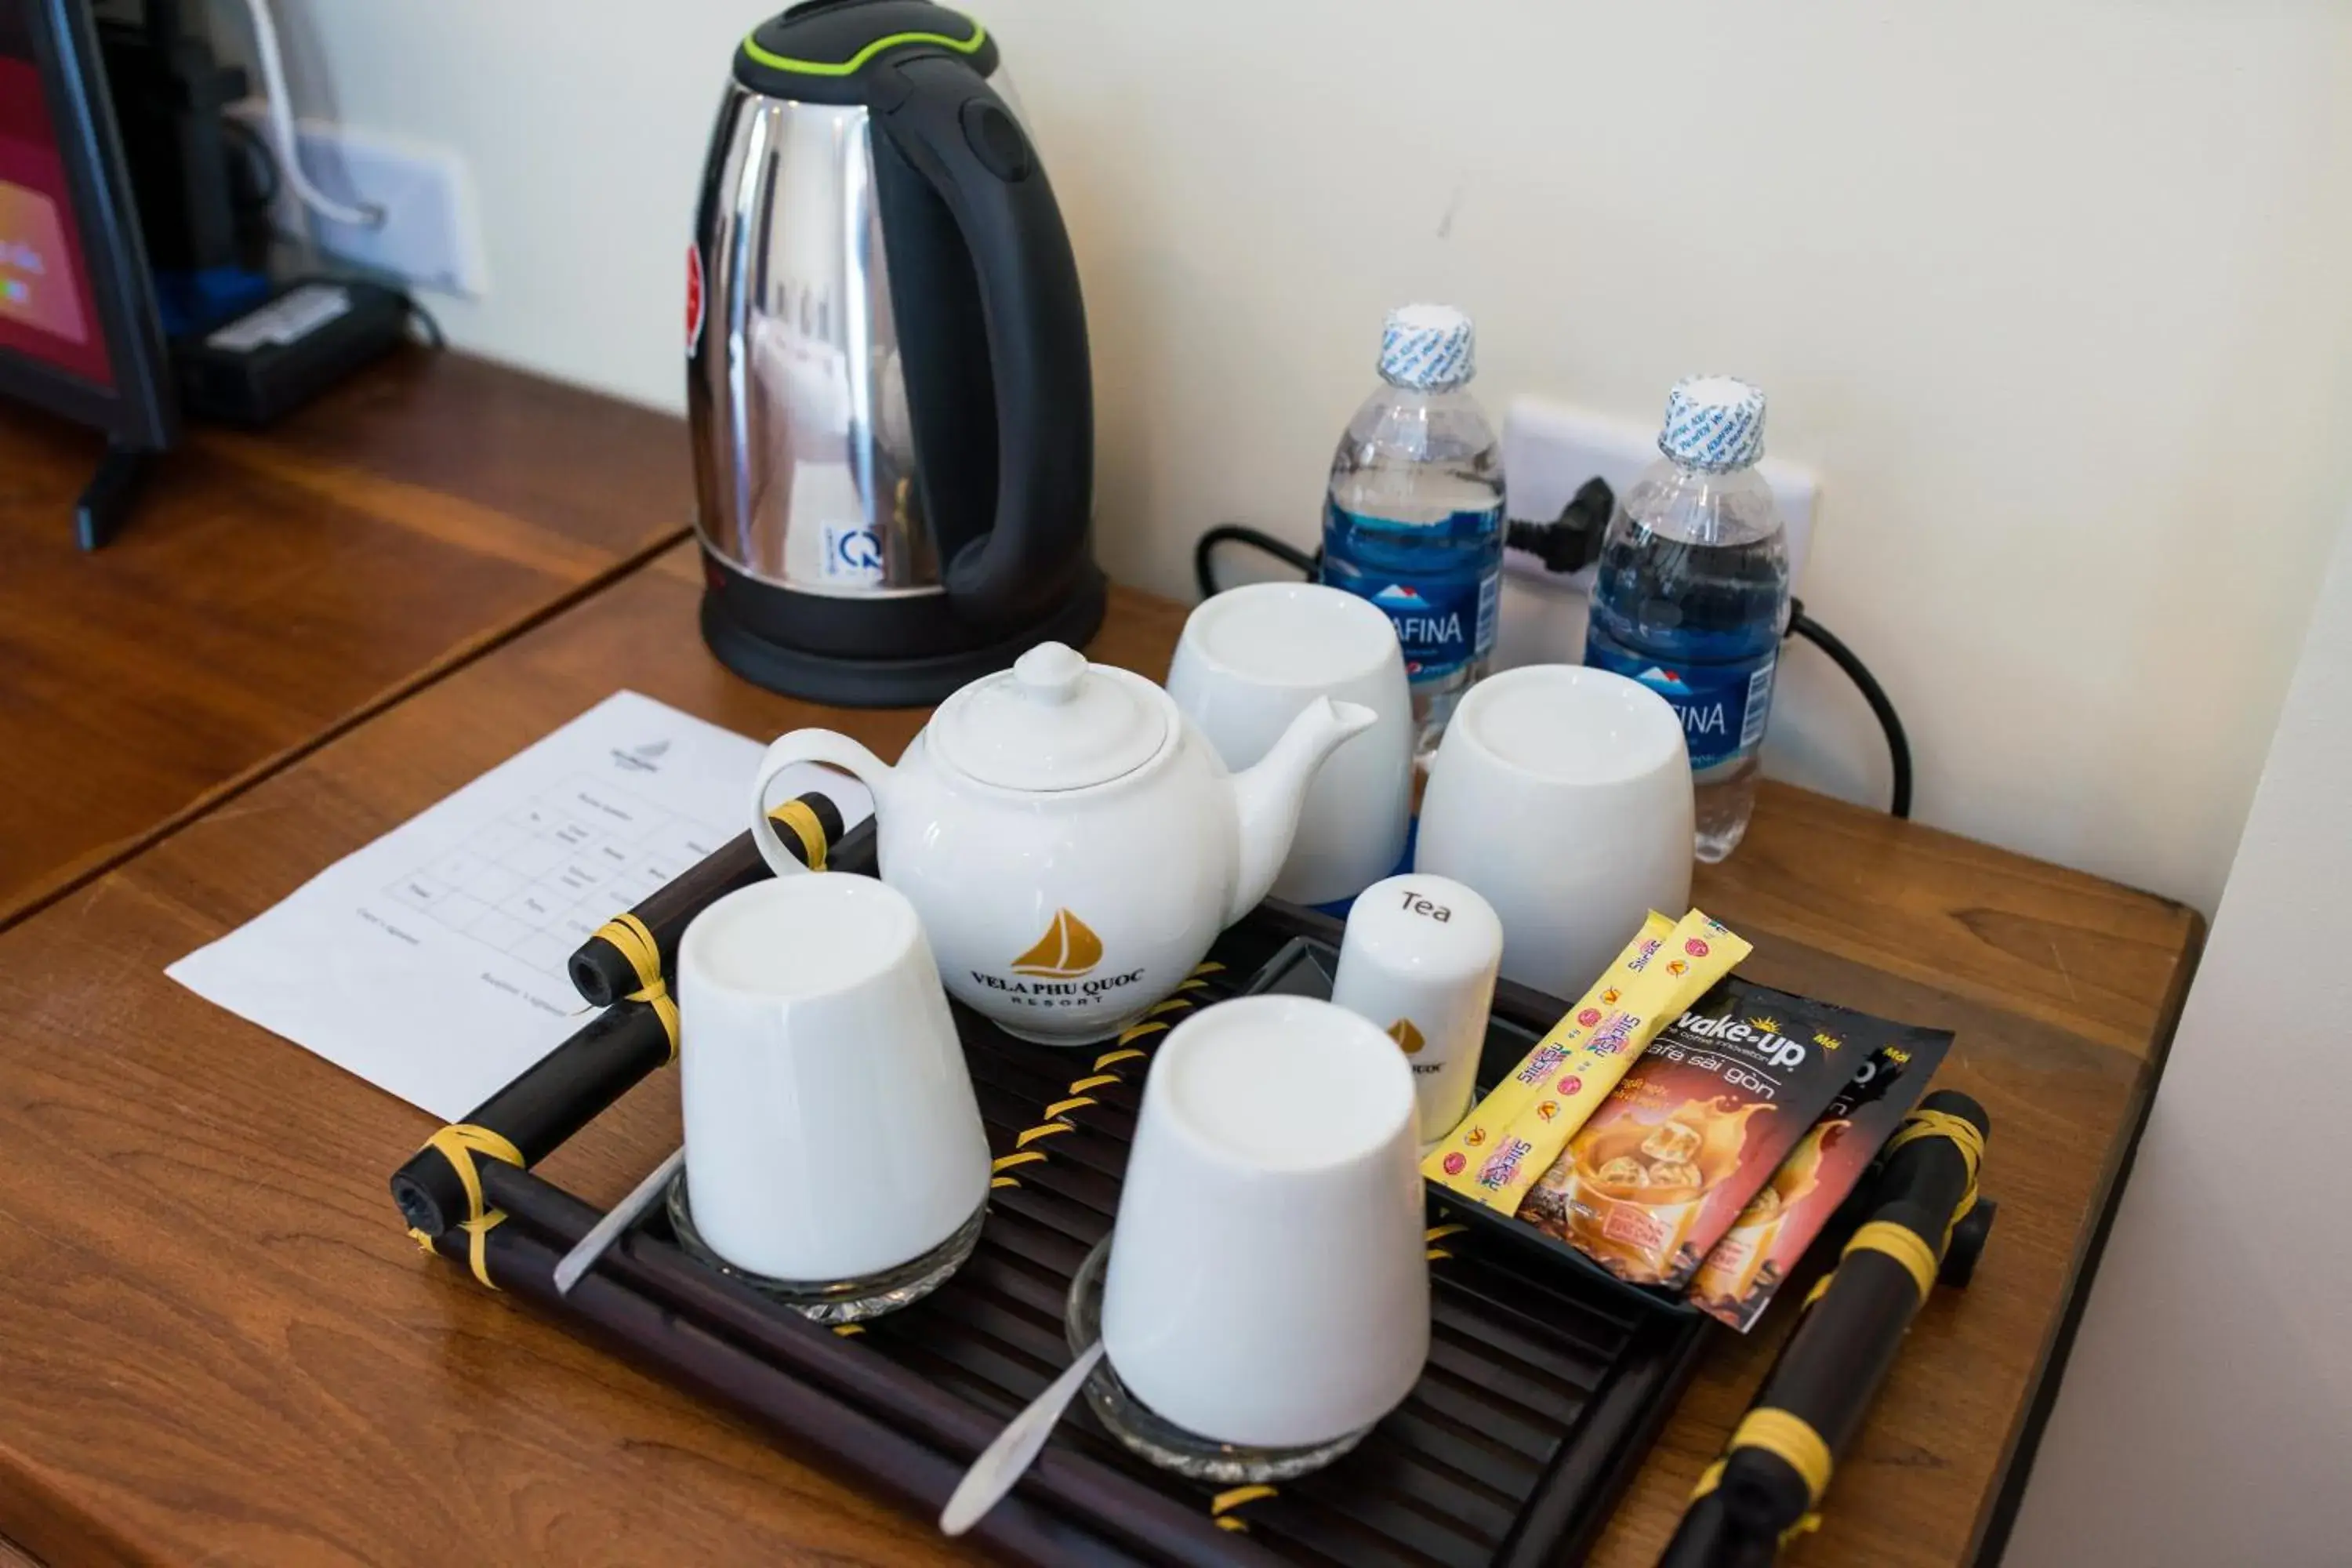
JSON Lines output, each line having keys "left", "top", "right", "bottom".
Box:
{"left": 693, "top": 87, "right": 936, "bottom": 596}
{"left": 688, "top": 2, "right": 1103, "bottom": 706}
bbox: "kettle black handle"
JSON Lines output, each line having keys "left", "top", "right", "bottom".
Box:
{"left": 875, "top": 55, "right": 1092, "bottom": 626}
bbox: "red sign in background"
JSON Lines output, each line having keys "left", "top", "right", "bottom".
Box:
{"left": 0, "top": 56, "right": 117, "bottom": 390}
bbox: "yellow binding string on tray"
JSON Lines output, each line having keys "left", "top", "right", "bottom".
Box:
{"left": 416, "top": 1124, "right": 520, "bottom": 1290}
{"left": 462, "top": 1211, "right": 505, "bottom": 1290}
{"left": 1729, "top": 1408, "right": 1834, "bottom": 1506}
{"left": 595, "top": 912, "right": 681, "bottom": 1062}
{"left": 1689, "top": 1407, "right": 1835, "bottom": 1541}
{"left": 1885, "top": 1108, "right": 1985, "bottom": 1247}
{"left": 769, "top": 799, "right": 828, "bottom": 871}
{"left": 1210, "top": 1484, "right": 1276, "bottom": 1533}
{"left": 1843, "top": 1220, "right": 1937, "bottom": 1300}
{"left": 423, "top": 1123, "right": 523, "bottom": 1225}
{"left": 1885, "top": 1108, "right": 1984, "bottom": 1167}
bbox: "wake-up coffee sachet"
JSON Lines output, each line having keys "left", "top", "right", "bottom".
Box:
{"left": 1519, "top": 977, "right": 1878, "bottom": 1290}
{"left": 1686, "top": 1011, "right": 1954, "bottom": 1329}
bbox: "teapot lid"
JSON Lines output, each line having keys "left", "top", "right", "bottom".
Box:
{"left": 931, "top": 643, "right": 1168, "bottom": 792}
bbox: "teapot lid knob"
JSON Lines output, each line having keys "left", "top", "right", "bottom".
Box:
{"left": 1012, "top": 642, "right": 1087, "bottom": 704}
{"left": 930, "top": 641, "right": 1170, "bottom": 791}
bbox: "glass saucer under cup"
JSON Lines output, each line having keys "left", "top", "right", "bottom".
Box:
{"left": 1065, "top": 1233, "right": 1374, "bottom": 1484}
{"left": 666, "top": 1169, "right": 984, "bottom": 1325}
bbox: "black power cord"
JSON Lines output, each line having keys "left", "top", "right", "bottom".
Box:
{"left": 1191, "top": 478, "right": 1612, "bottom": 602}
{"left": 1191, "top": 481, "right": 1913, "bottom": 819}
{"left": 1506, "top": 476, "right": 1616, "bottom": 574}
{"left": 1194, "top": 524, "right": 1317, "bottom": 600}
{"left": 1785, "top": 598, "right": 1911, "bottom": 818}
{"left": 405, "top": 298, "right": 448, "bottom": 350}
{"left": 221, "top": 116, "right": 280, "bottom": 215}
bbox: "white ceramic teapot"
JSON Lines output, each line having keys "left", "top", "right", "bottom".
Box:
{"left": 749, "top": 643, "right": 1374, "bottom": 1044}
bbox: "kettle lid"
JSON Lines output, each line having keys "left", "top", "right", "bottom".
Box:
{"left": 931, "top": 643, "right": 1169, "bottom": 792}
{"left": 737, "top": 1, "right": 997, "bottom": 102}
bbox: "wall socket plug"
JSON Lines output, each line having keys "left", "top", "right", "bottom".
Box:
{"left": 227, "top": 102, "right": 488, "bottom": 298}
{"left": 1501, "top": 396, "right": 1819, "bottom": 593}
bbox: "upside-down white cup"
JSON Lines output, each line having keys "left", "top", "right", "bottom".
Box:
{"left": 676, "top": 875, "right": 990, "bottom": 1289}
{"left": 1101, "top": 995, "right": 1429, "bottom": 1449}
{"left": 1167, "top": 582, "right": 1414, "bottom": 906}
{"left": 1415, "top": 665, "right": 1693, "bottom": 999}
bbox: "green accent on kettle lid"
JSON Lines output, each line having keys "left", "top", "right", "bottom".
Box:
{"left": 740, "top": 17, "right": 987, "bottom": 77}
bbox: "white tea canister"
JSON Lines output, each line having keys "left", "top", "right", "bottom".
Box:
{"left": 1329, "top": 874, "right": 1503, "bottom": 1145}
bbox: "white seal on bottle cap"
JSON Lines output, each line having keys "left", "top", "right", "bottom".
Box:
{"left": 1378, "top": 304, "right": 1476, "bottom": 391}
{"left": 1659, "top": 376, "right": 1767, "bottom": 471}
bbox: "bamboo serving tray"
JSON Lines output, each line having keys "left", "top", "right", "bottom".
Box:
{"left": 394, "top": 877, "right": 1712, "bottom": 1566}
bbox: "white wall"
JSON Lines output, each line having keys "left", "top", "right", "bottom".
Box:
{"left": 2005, "top": 512, "right": 2352, "bottom": 1565}
{"left": 234, "top": 0, "right": 2352, "bottom": 911}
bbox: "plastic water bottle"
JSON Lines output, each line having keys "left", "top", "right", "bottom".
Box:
{"left": 1321, "top": 304, "right": 1506, "bottom": 759}
{"left": 1584, "top": 376, "right": 1791, "bottom": 862}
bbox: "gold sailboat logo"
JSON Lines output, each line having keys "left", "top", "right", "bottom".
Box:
{"left": 1388, "top": 1018, "right": 1426, "bottom": 1055}
{"left": 1010, "top": 909, "right": 1104, "bottom": 979}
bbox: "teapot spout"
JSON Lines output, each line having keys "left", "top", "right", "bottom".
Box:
{"left": 1225, "top": 697, "right": 1377, "bottom": 926}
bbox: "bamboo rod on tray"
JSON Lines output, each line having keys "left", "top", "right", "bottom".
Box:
{"left": 1655, "top": 1089, "right": 1992, "bottom": 1568}
{"left": 390, "top": 1000, "right": 677, "bottom": 1237}
{"left": 566, "top": 790, "right": 877, "bottom": 1007}
{"left": 459, "top": 1164, "right": 1280, "bottom": 1568}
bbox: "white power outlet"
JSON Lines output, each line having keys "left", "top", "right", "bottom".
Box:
{"left": 1501, "top": 397, "right": 1818, "bottom": 592}
{"left": 227, "top": 103, "right": 488, "bottom": 298}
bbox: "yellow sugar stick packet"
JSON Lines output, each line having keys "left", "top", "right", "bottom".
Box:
{"left": 1421, "top": 909, "right": 1751, "bottom": 1215}
{"left": 1422, "top": 913, "right": 1675, "bottom": 1201}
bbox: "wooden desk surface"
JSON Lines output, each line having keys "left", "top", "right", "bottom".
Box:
{"left": 0, "top": 546, "right": 2200, "bottom": 1567}
{"left": 0, "top": 350, "right": 685, "bottom": 930}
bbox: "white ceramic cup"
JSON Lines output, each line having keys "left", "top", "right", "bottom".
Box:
{"left": 1101, "top": 994, "right": 1429, "bottom": 1449}
{"left": 676, "top": 875, "right": 991, "bottom": 1284}
{"left": 1166, "top": 582, "right": 1414, "bottom": 906}
{"left": 1415, "top": 665, "right": 1693, "bottom": 1000}
{"left": 1330, "top": 873, "right": 1504, "bottom": 1146}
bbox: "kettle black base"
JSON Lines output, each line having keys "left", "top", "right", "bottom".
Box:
{"left": 699, "top": 549, "right": 1108, "bottom": 709}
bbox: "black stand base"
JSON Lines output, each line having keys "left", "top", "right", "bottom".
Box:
{"left": 75, "top": 443, "right": 155, "bottom": 550}
{"left": 701, "top": 568, "right": 1109, "bottom": 708}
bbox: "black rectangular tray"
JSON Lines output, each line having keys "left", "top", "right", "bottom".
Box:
{"left": 404, "top": 897, "right": 1713, "bottom": 1566}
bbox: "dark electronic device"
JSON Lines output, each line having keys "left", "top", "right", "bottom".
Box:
{"left": 97, "top": 0, "right": 409, "bottom": 436}
{"left": 97, "top": 0, "right": 256, "bottom": 297}
{"left": 688, "top": 0, "right": 1105, "bottom": 706}
{"left": 2, "top": 0, "right": 408, "bottom": 546}
{"left": 0, "top": 0, "right": 178, "bottom": 548}
{"left": 173, "top": 274, "right": 409, "bottom": 427}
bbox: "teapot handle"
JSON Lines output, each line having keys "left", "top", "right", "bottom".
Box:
{"left": 750, "top": 731, "right": 895, "bottom": 877}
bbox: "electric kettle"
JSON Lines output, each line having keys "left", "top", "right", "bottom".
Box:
{"left": 688, "top": 1, "right": 1103, "bottom": 706}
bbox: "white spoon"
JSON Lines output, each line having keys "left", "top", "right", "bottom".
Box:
{"left": 554, "top": 1145, "right": 684, "bottom": 1296}
{"left": 938, "top": 1340, "right": 1105, "bottom": 1537}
